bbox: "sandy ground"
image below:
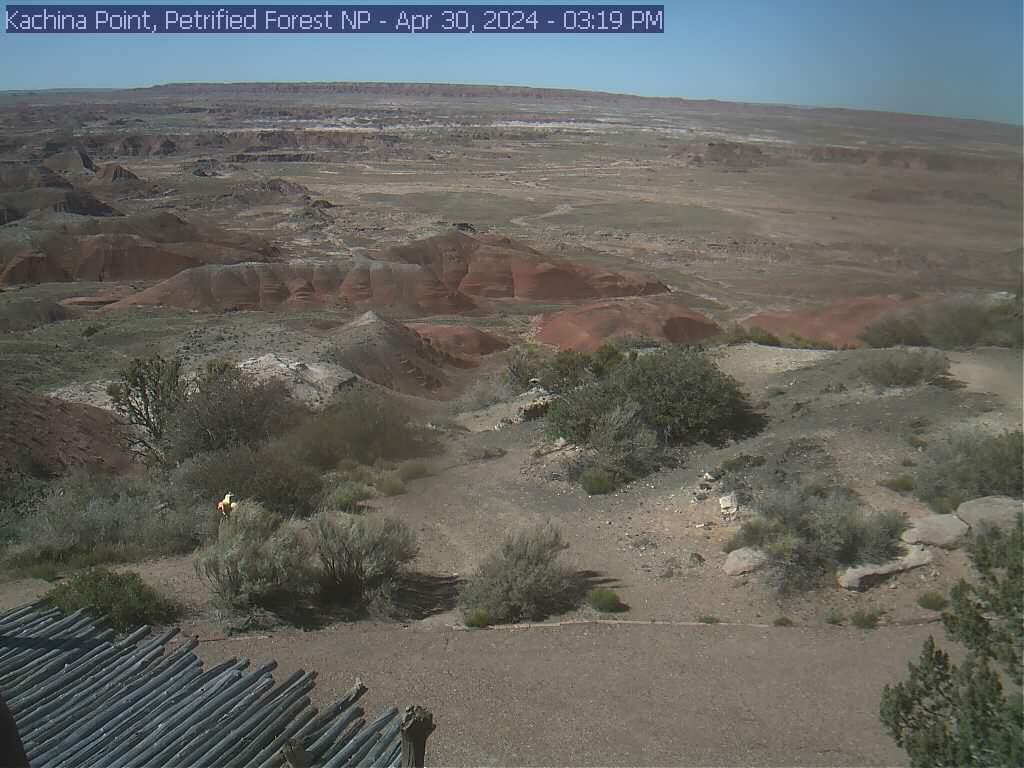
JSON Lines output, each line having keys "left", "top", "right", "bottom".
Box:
{"left": 178, "top": 620, "right": 928, "bottom": 766}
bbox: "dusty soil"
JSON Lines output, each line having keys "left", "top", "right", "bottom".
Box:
{"left": 0, "top": 83, "right": 1021, "bottom": 766}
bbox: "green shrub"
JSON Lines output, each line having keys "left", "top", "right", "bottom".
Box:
{"left": 584, "top": 404, "right": 660, "bottom": 485}
{"left": 375, "top": 472, "right": 406, "bottom": 497}
{"left": 194, "top": 502, "right": 316, "bottom": 608}
{"left": 324, "top": 479, "right": 375, "bottom": 511}
{"left": 715, "top": 325, "right": 783, "bottom": 347}
{"left": 107, "top": 355, "right": 188, "bottom": 463}
{"left": 505, "top": 345, "right": 548, "bottom": 392}
{"left": 580, "top": 467, "right": 617, "bottom": 495}
{"left": 851, "top": 608, "right": 884, "bottom": 629}
{"left": 698, "top": 615, "right": 721, "bottom": 624}
{"left": 539, "top": 349, "right": 593, "bottom": 394}
{"left": 881, "top": 475, "right": 916, "bottom": 493}
{"left": 464, "top": 608, "right": 492, "bottom": 628}
{"left": 313, "top": 512, "right": 417, "bottom": 608}
{"left": 862, "top": 296, "right": 1023, "bottom": 350}
{"left": 858, "top": 349, "right": 951, "bottom": 388}
{"left": 731, "top": 483, "right": 908, "bottom": 593}
{"left": 589, "top": 343, "right": 625, "bottom": 378}
{"left": 917, "top": 591, "right": 948, "bottom": 611}
{"left": 587, "top": 587, "right": 627, "bottom": 613}
{"left": 395, "top": 460, "right": 431, "bottom": 482}
{"left": 612, "top": 347, "right": 757, "bottom": 445}
{"left": 163, "top": 363, "right": 301, "bottom": 462}
{"left": 773, "top": 616, "right": 795, "bottom": 627}
{"left": 825, "top": 612, "right": 845, "bottom": 626}
{"left": 45, "top": 569, "right": 179, "bottom": 634}
{"left": 914, "top": 429, "right": 1023, "bottom": 514}
{"left": 177, "top": 442, "right": 323, "bottom": 517}
{"left": 285, "top": 386, "right": 434, "bottom": 470}
{"left": 545, "top": 379, "right": 626, "bottom": 444}
{"left": 459, "top": 522, "right": 575, "bottom": 624}
{"left": 13, "top": 471, "right": 204, "bottom": 569}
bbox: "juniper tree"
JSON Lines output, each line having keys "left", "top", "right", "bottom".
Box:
{"left": 880, "top": 515, "right": 1023, "bottom": 767}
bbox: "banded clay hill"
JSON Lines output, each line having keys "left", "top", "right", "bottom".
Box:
{"left": 0, "top": 83, "right": 1021, "bottom": 767}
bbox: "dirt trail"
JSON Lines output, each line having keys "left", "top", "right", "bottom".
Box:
{"left": 947, "top": 347, "right": 1022, "bottom": 419}
{"left": 185, "top": 620, "right": 926, "bottom": 766}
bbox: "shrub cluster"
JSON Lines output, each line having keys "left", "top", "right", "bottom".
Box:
{"left": 459, "top": 522, "right": 575, "bottom": 626}
{"left": 194, "top": 502, "right": 417, "bottom": 611}
{"left": 727, "top": 483, "right": 908, "bottom": 593}
{"left": 45, "top": 569, "right": 179, "bottom": 634}
{"left": 857, "top": 349, "right": 951, "bottom": 388}
{"left": 547, "top": 347, "right": 760, "bottom": 493}
{"left": 861, "top": 296, "right": 1023, "bottom": 350}
{"left": 914, "top": 429, "right": 1023, "bottom": 514}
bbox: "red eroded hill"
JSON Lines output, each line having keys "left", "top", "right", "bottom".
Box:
{"left": 405, "top": 323, "right": 511, "bottom": 357}
{"left": 537, "top": 298, "right": 721, "bottom": 352}
{"left": 0, "top": 386, "right": 131, "bottom": 477}
{"left": 384, "top": 232, "right": 668, "bottom": 301}
{"left": 0, "top": 212, "right": 278, "bottom": 286}
{"left": 741, "top": 295, "right": 933, "bottom": 347}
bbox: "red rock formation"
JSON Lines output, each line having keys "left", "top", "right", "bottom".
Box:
{"left": 537, "top": 298, "right": 720, "bottom": 352}
{"left": 405, "top": 324, "right": 510, "bottom": 357}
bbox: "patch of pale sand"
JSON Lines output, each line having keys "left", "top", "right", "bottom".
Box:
{"left": 46, "top": 380, "right": 115, "bottom": 411}
{"left": 946, "top": 347, "right": 1022, "bottom": 420}
{"left": 713, "top": 343, "right": 835, "bottom": 390}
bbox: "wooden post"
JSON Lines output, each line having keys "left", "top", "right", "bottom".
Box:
{"left": 399, "top": 705, "right": 435, "bottom": 768}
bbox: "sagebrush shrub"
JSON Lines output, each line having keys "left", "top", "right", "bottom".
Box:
{"left": 585, "top": 404, "right": 660, "bottom": 484}
{"left": 539, "top": 349, "right": 593, "bottom": 394}
{"left": 914, "top": 429, "right": 1023, "bottom": 513}
{"left": 580, "top": 467, "right": 616, "bottom": 495}
{"left": 546, "top": 379, "right": 627, "bottom": 445}
{"left": 862, "top": 297, "right": 1023, "bottom": 350}
{"left": 46, "top": 569, "right": 179, "bottom": 634}
{"left": 324, "top": 479, "right": 375, "bottom": 511}
{"left": 194, "top": 502, "right": 316, "bottom": 607}
{"left": 505, "top": 345, "right": 548, "bottom": 392}
{"left": 314, "top": 513, "right": 417, "bottom": 607}
{"left": 459, "top": 522, "right": 575, "bottom": 624}
{"left": 587, "top": 587, "right": 626, "bottom": 613}
{"left": 857, "top": 349, "right": 950, "bottom": 388}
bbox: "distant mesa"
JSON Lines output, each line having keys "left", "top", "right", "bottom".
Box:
{"left": 0, "top": 164, "right": 73, "bottom": 191}
{"left": 537, "top": 297, "right": 721, "bottom": 352}
{"left": 405, "top": 323, "right": 510, "bottom": 357}
{"left": 672, "top": 140, "right": 775, "bottom": 170}
{"left": 0, "top": 296, "right": 76, "bottom": 332}
{"left": 741, "top": 295, "right": 932, "bottom": 347}
{"left": 0, "top": 187, "right": 121, "bottom": 225}
{"left": 0, "top": 385, "right": 131, "bottom": 477}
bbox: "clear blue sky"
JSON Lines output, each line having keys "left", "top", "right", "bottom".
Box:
{"left": 2, "top": 0, "right": 1022, "bottom": 124}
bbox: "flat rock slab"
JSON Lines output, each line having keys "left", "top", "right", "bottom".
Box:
{"left": 837, "top": 545, "right": 933, "bottom": 590}
{"left": 723, "top": 547, "right": 767, "bottom": 576}
{"left": 901, "top": 514, "right": 969, "bottom": 548}
{"left": 955, "top": 496, "right": 1022, "bottom": 532}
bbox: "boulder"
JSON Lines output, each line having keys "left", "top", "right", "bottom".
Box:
{"left": 901, "top": 514, "right": 969, "bottom": 548}
{"left": 954, "top": 496, "right": 1022, "bottom": 532}
{"left": 723, "top": 547, "right": 767, "bottom": 576}
{"left": 837, "top": 545, "right": 933, "bottom": 590}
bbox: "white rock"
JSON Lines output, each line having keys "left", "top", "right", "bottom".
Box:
{"left": 719, "top": 493, "right": 738, "bottom": 513}
{"left": 723, "top": 547, "right": 767, "bottom": 576}
{"left": 955, "top": 496, "right": 1023, "bottom": 532}
{"left": 837, "top": 545, "right": 933, "bottom": 590}
{"left": 901, "top": 515, "right": 969, "bottom": 548}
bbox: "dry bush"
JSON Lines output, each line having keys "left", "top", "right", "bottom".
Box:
{"left": 459, "top": 522, "right": 575, "bottom": 625}
{"left": 284, "top": 386, "right": 436, "bottom": 470}
{"left": 194, "top": 502, "right": 316, "bottom": 608}
{"left": 163, "top": 363, "right": 304, "bottom": 462}
{"left": 313, "top": 512, "right": 417, "bottom": 608}
{"left": 914, "top": 429, "right": 1023, "bottom": 514}
{"left": 862, "top": 296, "right": 1023, "bottom": 350}
{"left": 857, "top": 349, "right": 951, "bottom": 388}
{"left": 175, "top": 441, "right": 323, "bottom": 518}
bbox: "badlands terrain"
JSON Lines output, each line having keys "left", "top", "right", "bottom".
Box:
{"left": 0, "top": 83, "right": 1021, "bottom": 765}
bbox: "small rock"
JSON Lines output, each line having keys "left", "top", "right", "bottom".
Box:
{"left": 838, "top": 545, "right": 933, "bottom": 590}
{"left": 955, "top": 496, "right": 1022, "bottom": 532}
{"left": 901, "top": 514, "right": 969, "bottom": 548}
{"left": 688, "top": 552, "right": 706, "bottom": 567}
{"left": 723, "top": 547, "right": 766, "bottom": 576}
